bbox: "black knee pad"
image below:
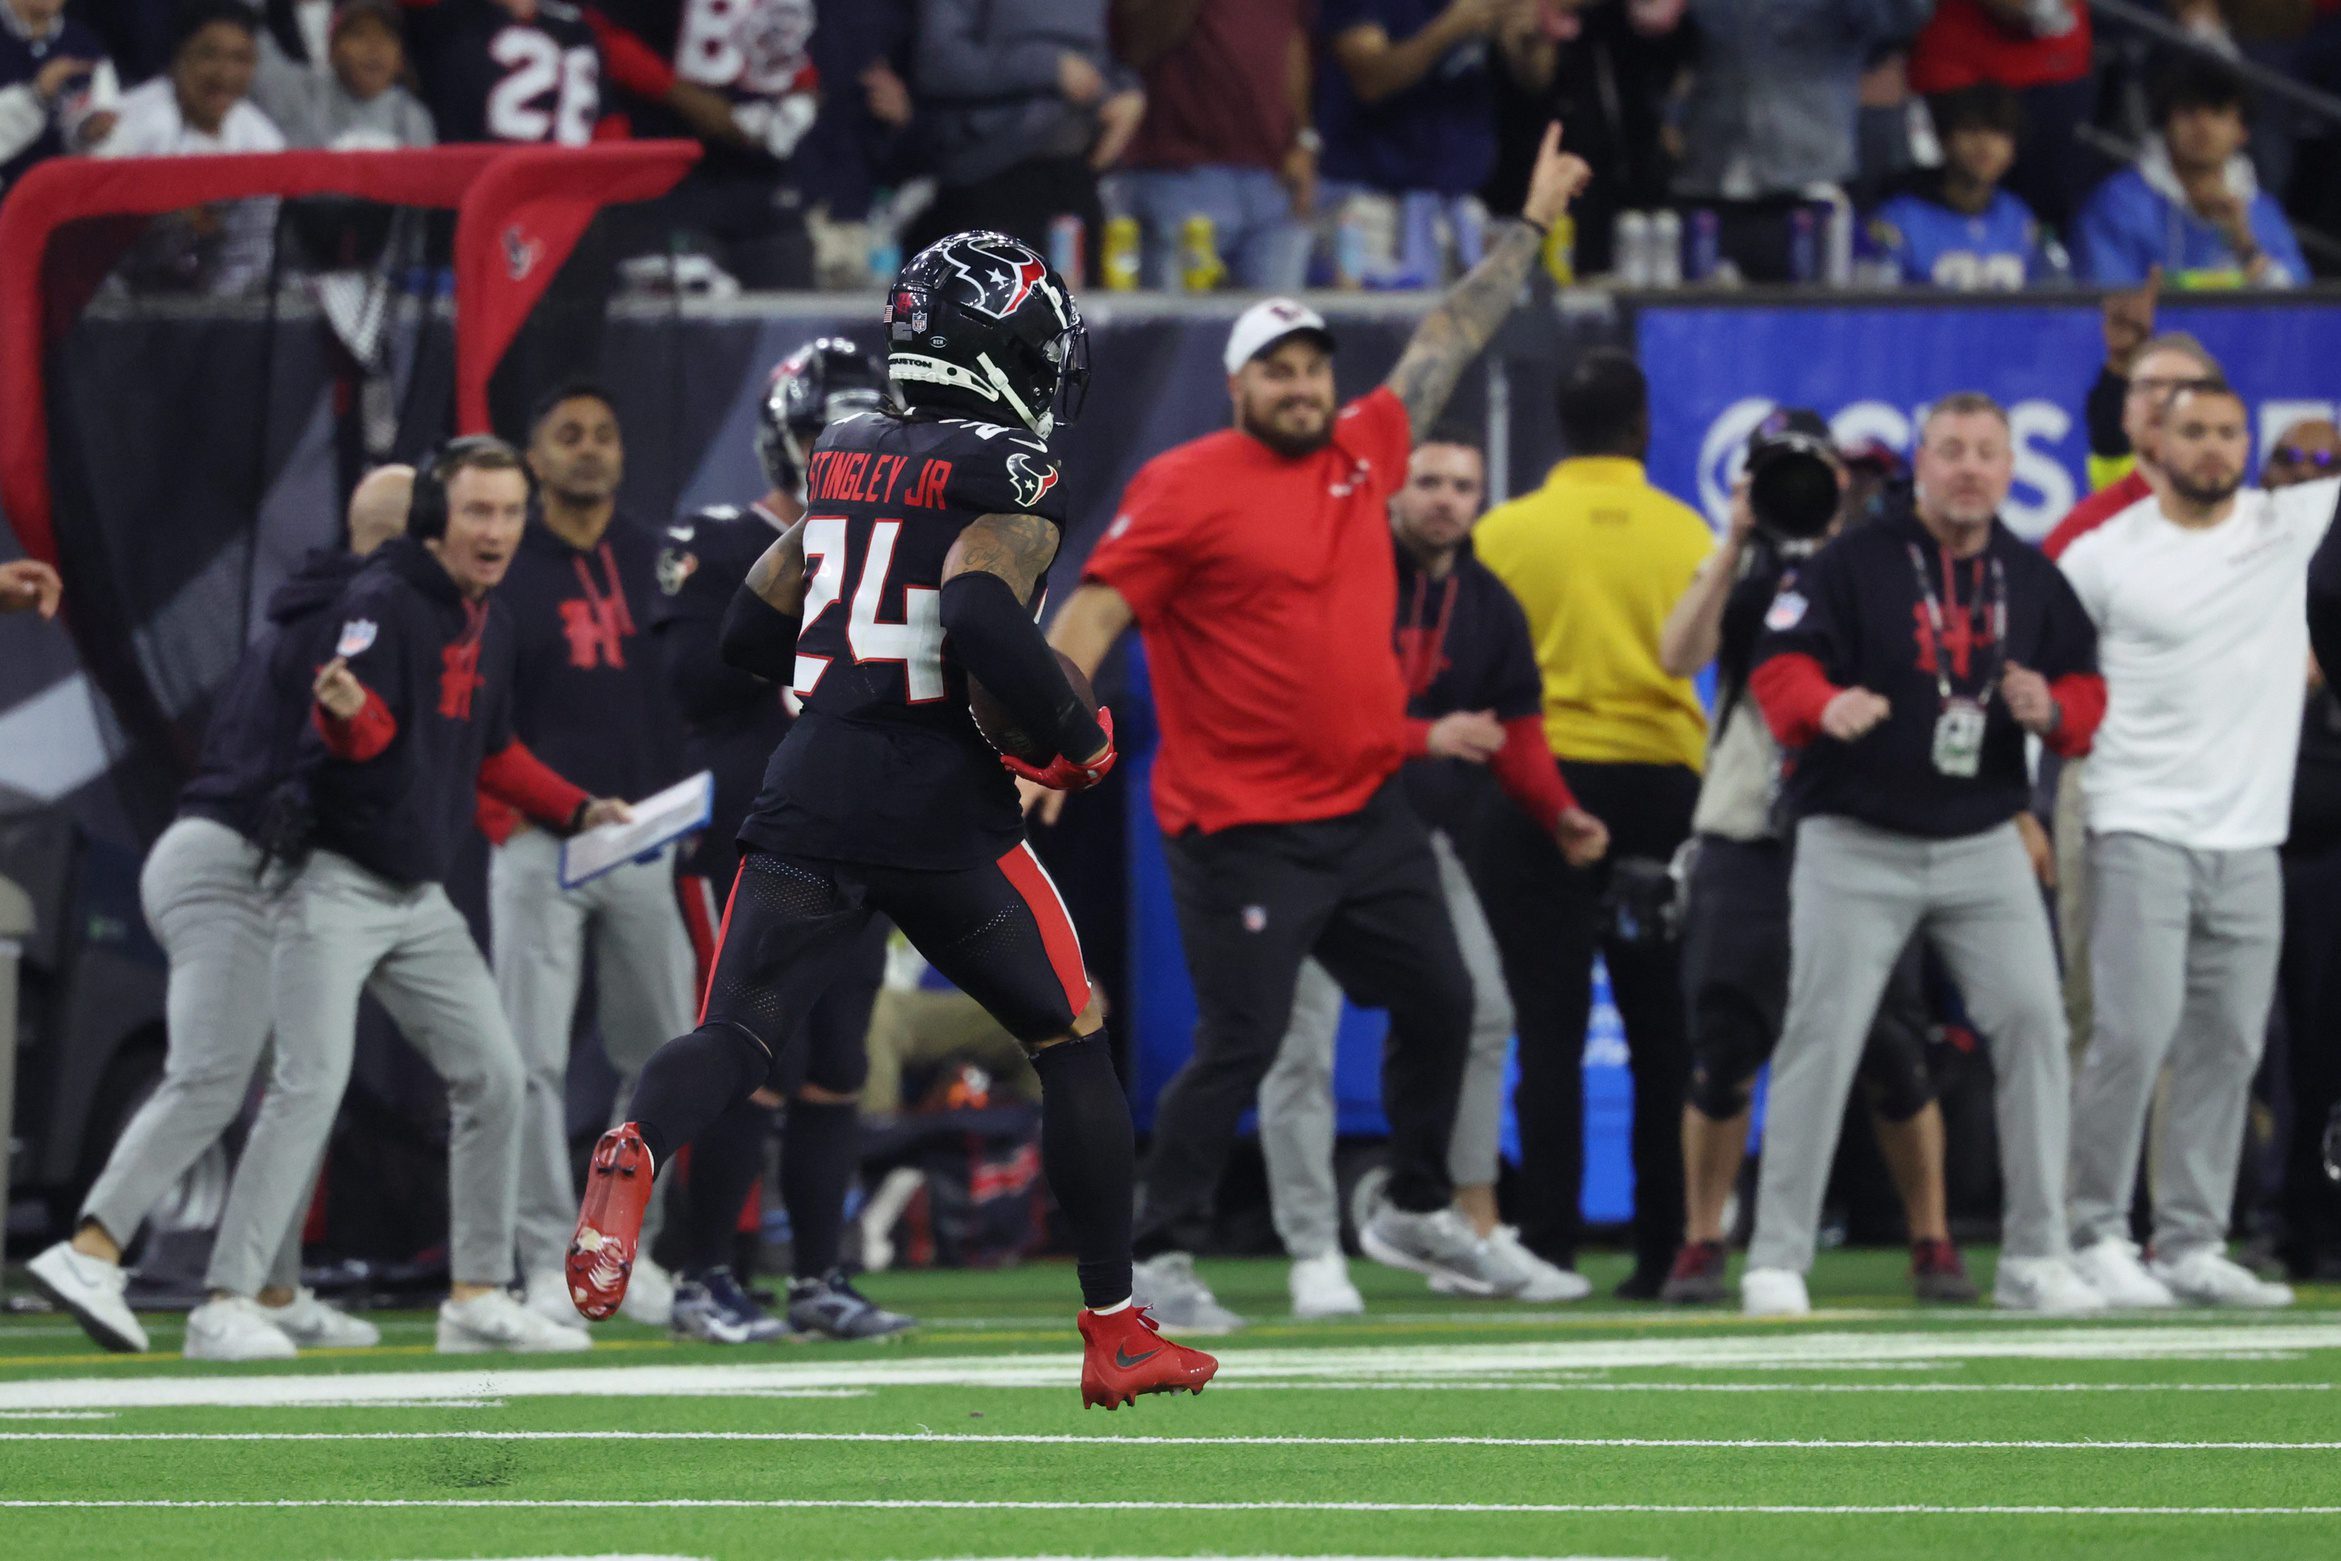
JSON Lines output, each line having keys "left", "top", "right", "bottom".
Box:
{"left": 1686, "top": 994, "right": 1771, "bottom": 1118}
{"left": 1856, "top": 1028, "right": 1937, "bottom": 1124}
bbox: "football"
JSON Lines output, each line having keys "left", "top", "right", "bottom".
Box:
{"left": 969, "top": 651, "right": 1096, "bottom": 765}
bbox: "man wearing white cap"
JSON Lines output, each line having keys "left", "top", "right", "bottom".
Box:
{"left": 1037, "top": 124, "right": 1592, "bottom": 1330}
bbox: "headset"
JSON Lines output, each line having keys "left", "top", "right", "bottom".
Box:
{"left": 405, "top": 434, "right": 523, "bottom": 541}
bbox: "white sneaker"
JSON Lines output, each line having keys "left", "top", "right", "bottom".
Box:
{"left": 1994, "top": 1255, "right": 2109, "bottom": 1314}
{"left": 1131, "top": 1253, "right": 1246, "bottom": 1333}
{"left": 438, "top": 1289, "right": 594, "bottom": 1353}
{"left": 524, "top": 1268, "right": 593, "bottom": 1331}
{"left": 1442, "top": 1226, "right": 1592, "bottom": 1303}
{"left": 261, "top": 1287, "right": 382, "bottom": 1348}
{"left": 184, "top": 1296, "right": 299, "bottom": 1361}
{"left": 620, "top": 1253, "right": 676, "bottom": 1328}
{"left": 27, "top": 1241, "right": 148, "bottom": 1353}
{"left": 1287, "top": 1252, "right": 1366, "bottom": 1319}
{"left": 1740, "top": 1266, "right": 1811, "bottom": 1317}
{"left": 1360, "top": 1204, "right": 1498, "bottom": 1295}
{"left": 2150, "top": 1248, "right": 2296, "bottom": 1309}
{"left": 2072, "top": 1238, "right": 2178, "bottom": 1309}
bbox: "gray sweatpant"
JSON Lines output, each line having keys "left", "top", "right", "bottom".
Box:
{"left": 490, "top": 828, "right": 693, "bottom": 1279}
{"left": 2069, "top": 832, "right": 2282, "bottom": 1261}
{"left": 80, "top": 818, "right": 299, "bottom": 1290}
{"left": 207, "top": 849, "right": 524, "bottom": 1296}
{"left": 1749, "top": 815, "right": 2072, "bottom": 1273}
{"left": 1258, "top": 830, "right": 1507, "bottom": 1260}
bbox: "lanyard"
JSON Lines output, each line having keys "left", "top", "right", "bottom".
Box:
{"left": 1905, "top": 542, "right": 2006, "bottom": 706}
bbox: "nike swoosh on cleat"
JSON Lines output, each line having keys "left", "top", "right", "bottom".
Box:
{"left": 1114, "top": 1346, "right": 1159, "bottom": 1369}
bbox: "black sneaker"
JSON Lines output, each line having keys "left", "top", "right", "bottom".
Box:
{"left": 672, "top": 1267, "right": 790, "bottom": 1344}
{"left": 787, "top": 1269, "right": 917, "bottom": 1340}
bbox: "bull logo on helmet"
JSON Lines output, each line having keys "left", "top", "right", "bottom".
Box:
{"left": 939, "top": 236, "right": 1056, "bottom": 321}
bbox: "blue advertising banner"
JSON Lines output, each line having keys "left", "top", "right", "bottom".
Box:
{"left": 1637, "top": 301, "right": 2341, "bottom": 539}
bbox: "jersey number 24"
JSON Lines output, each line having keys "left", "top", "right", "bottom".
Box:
{"left": 793, "top": 517, "right": 944, "bottom": 703}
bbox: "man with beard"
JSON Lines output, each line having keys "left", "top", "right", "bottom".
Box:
{"left": 2059, "top": 382, "right": 2338, "bottom": 1308}
{"left": 1039, "top": 123, "right": 1592, "bottom": 1331}
{"left": 490, "top": 383, "right": 695, "bottom": 1335}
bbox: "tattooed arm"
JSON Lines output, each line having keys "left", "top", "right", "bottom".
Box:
{"left": 741, "top": 518, "right": 810, "bottom": 614}
{"left": 1384, "top": 121, "right": 1591, "bottom": 435}
{"left": 939, "top": 513, "right": 1108, "bottom": 767}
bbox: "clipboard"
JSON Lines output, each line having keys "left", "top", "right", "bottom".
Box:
{"left": 558, "top": 770, "right": 715, "bottom": 889}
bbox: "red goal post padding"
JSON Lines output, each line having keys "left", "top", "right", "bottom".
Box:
{"left": 0, "top": 139, "right": 698, "bottom": 569}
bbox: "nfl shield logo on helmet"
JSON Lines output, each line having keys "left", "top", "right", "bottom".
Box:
{"left": 336, "top": 618, "right": 378, "bottom": 657}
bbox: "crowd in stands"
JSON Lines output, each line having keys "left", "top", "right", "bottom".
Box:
{"left": 7, "top": 0, "right": 2341, "bottom": 293}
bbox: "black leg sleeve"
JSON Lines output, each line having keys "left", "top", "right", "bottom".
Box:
{"left": 1030, "top": 1030, "right": 1137, "bottom": 1309}
{"left": 654, "top": 1095, "right": 776, "bottom": 1278}
{"left": 779, "top": 1097, "right": 858, "bottom": 1279}
{"left": 627, "top": 1022, "right": 772, "bottom": 1172}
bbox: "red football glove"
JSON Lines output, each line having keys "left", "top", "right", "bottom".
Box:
{"left": 1001, "top": 708, "right": 1118, "bottom": 792}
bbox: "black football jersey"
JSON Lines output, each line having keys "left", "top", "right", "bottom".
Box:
{"left": 737, "top": 408, "right": 1070, "bottom": 870}
{"left": 650, "top": 500, "right": 797, "bottom": 882}
{"left": 409, "top": 0, "right": 602, "bottom": 145}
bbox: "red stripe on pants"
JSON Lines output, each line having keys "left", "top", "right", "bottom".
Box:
{"left": 997, "top": 842, "right": 1091, "bottom": 1020}
{"left": 693, "top": 864, "right": 745, "bottom": 1025}
{"left": 676, "top": 872, "right": 723, "bottom": 996}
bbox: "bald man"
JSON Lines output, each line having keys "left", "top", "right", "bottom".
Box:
{"left": 29, "top": 469, "right": 413, "bottom": 1358}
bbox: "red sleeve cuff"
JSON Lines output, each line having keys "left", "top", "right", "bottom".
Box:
{"left": 1749, "top": 653, "right": 1842, "bottom": 748}
{"left": 478, "top": 739, "right": 590, "bottom": 829}
{"left": 1488, "top": 714, "right": 1575, "bottom": 833}
{"left": 1402, "top": 717, "right": 1433, "bottom": 759}
{"left": 475, "top": 794, "right": 521, "bottom": 847}
{"left": 312, "top": 685, "right": 396, "bottom": 761}
{"left": 587, "top": 9, "right": 679, "bottom": 99}
{"left": 2046, "top": 672, "right": 2106, "bottom": 758}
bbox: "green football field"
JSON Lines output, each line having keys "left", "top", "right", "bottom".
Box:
{"left": 2, "top": 1251, "right": 2338, "bottom": 1561}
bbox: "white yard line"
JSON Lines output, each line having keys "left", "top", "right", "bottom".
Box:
{"left": 1209, "top": 1380, "right": 2335, "bottom": 1393}
{"left": 5, "top": 1498, "right": 2340, "bottom": 1517}
{"left": 9, "top": 1429, "right": 2341, "bottom": 1451}
{"left": 3, "top": 1324, "right": 2336, "bottom": 1411}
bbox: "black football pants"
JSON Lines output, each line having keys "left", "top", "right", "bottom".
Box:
{"left": 1136, "top": 781, "right": 1472, "bottom": 1258}
{"left": 1474, "top": 759, "right": 1698, "bottom": 1276}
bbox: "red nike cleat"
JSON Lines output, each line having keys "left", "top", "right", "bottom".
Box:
{"left": 1078, "top": 1304, "right": 1218, "bottom": 1410}
{"left": 566, "top": 1123, "right": 655, "bottom": 1322}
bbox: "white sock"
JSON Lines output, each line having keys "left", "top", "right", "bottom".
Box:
{"left": 1090, "top": 1296, "right": 1133, "bottom": 1315}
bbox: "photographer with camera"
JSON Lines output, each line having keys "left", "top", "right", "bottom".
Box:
{"left": 1653, "top": 409, "right": 1974, "bottom": 1306}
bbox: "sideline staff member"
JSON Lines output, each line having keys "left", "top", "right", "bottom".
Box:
{"left": 1046, "top": 125, "right": 1597, "bottom": 1332}
{"left": 1470, "top": 349, "right": 1710, "bottom": 1298}
{"left": 1742, "top": 393, "right": 2105, "bottom": 1317}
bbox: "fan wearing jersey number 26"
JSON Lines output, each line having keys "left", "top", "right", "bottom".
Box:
{"left": 566, "top": 228, "right": 1215, "bottom": 1408}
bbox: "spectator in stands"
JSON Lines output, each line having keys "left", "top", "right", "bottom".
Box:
{"left": 1670, "top": 0, "right": 1929, "bottom": 282}
{"left": 1110, "top": 0, "right": 1314, "bottom": 291}
{"left": 253, "top": 0, "right": 431, "bottom": 148}
{"left": 795, "top": 0, "right": 916, "bottom": 289}
{"left": 404, "top": 0, "right": 599, "bottom": 146}
{"left": 1872, "top": 84, "right": 2048, "bottom": 289}
{"left": 1, "top": 0, "right": 117, "bottom": 193}
{"left": 2059, "top": 380, "right": 2321, "bottom": 1310}
{"left": 1906, "top": 0, "right": 2097, "bottom": 232}
{"left": 100, "top": 1, "right": 286, "bottom": 296}
{"left": 1470, "top": 350, "right": 1708, "bottom": 1300}
{"left": 2270, "top": 413, "right": 2341, "bottom": 1283}
{"left": 1483, "top": 0, "right": 1690, "bottom": 277}
{"left": 2073, "top": 56, "right": 2307, "bottom": 287}
{"left": 906, "top": 0, "right": 1143, "bottom": 257}
{"left": 1315, "top": 0, "right": 1510, "bottom": 284}
{"left": 592, "top": 0, "right": 823, "bottom": 288}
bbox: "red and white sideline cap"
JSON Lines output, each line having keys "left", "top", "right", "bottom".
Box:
{"left": 1222, "top": 298, "right": 1336, "bottom": 376}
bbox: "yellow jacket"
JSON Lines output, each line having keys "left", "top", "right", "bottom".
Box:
{"left": 1473, "top": 456, "right": 1715, "bottom": 770}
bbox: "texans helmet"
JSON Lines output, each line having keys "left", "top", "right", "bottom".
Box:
{"left": 884, "top": 230, "right": 1089, "bottom": 439}
{"left": 756, "top": 337, "right": 888, "bottom": 496}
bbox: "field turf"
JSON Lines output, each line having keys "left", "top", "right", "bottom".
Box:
{"left": 2, "top": 1250, "right": 2338, "bottom": 1561}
